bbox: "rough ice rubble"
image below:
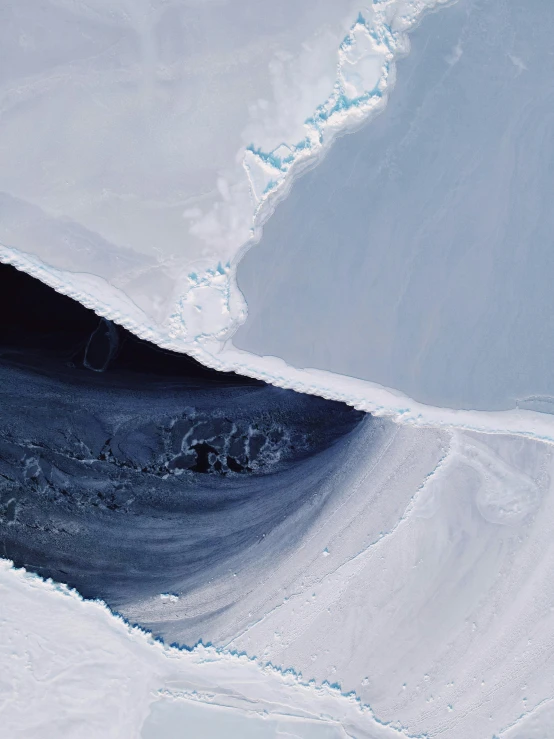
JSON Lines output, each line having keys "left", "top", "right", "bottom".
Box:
{"left": 0, "top": 0, "right": 456, "bottom": 419}
{"left": 119, "top": 413, "right": 554, "bottom": 738}
{"left": 0, "top": 560, "right": 419, "bottom": 739}
{"left": 6, "top": 0, "right": 554, "bottom": 439}
{"left": 117, "top": 416, "right": 441, "bottom": 644}
{"left": 0, "top": 347, "right": 365, "bottom": 636}
{"left": 4, "top": 2, "right": 554, "bottom": 738}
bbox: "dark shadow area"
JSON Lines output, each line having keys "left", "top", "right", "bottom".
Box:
{"left": 0, "top": 262, "right": 261, "bottom": 383}
{"left": 0, "top": 263, "right": 368, "bottom": 642}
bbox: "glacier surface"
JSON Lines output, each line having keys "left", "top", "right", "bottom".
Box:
{"left": 0, "top": 561, "right": 399, "bottom": 739}
{"left": 3, "top": 1, "right": 554, "bottom": 738}
{"left": 0, "top": 0, "right": 457, "bottom": 417}
{"left": 234, "top": 0, "right": 554, "bottom": 412}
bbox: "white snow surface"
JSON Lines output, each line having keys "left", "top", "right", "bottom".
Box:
{"left": 4, "top": 425, "right": 554, "bottom": 738}
{"left": 0, "top": 0, "right": 456, "bottom": 423}
{"left": 5, "top": 0, "right": 554, "bottom": 438}
{"left": 0, "top": 560, "right": 409, "bottom": 739}
{"left": 116, "top": 419, "right": 554, "bottom": 738}
{"left": 5, "top": 2, "right": 554, "bottom": 738}
{"left": 227, "top": 427, "right": 554, "bottom": 737}
{"left": 233, "top": 0, "right": 554, "bottom": 413}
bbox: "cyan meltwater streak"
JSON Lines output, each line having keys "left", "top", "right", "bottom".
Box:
{"left": 243, "top": 9, "right": 396, "bottom": 206}
{"left": 5, "top": 4, "right": 554, "bottom": 738}
{"left": 234, "top": 0, "right": 554, "bottom": 413}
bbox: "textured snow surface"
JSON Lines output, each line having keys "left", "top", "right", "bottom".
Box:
{"left": 4, "top": 0, "right": 554, "bottom": 429}
{"left": 4, "top": 424, "right": 554, "bottom": 738}
{"left": 228, "top": 428, "right": 554, "bottom": 737}
{"left": 0, "top": 347, "right": 365, "bottom": 640}
{"left": 3, "top": 1, "right": 554, "bottom": 737}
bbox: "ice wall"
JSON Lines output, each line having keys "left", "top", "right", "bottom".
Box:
{"left": 6, "top": 0, "right": 554, "bottom": 431}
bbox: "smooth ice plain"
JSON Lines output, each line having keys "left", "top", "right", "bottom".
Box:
{"left": 234, "top": 0, "right": 554, "bottom": 413}
{"left": 0, "top": 0, "right": 402, "bottom": 344}
{"left": 3, "top": 1, "right": 554, "bottom": 738}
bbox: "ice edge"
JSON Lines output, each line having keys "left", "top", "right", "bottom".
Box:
{"left": 5, "top": 0, "right": 552, "bottom": 444}
{"left": 0, "top": 558, "right": 427, "bottom": 739}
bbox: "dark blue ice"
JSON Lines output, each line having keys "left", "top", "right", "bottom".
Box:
{"left": 0, "top": 265, "right": 366, "bottom": 644}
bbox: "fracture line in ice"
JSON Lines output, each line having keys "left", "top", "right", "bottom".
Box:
{"left": 0, "top": 2, "right": 461, "bottom": 410}
{"left": 242, "top": 10, "right": 396, "bottom": 208}
{"left": 495, "top": 695, "right": 554, "bottom": 738}
{"left": 7, "top": 236, "right": 554, "bottom": 449}
{"left": 233, "top": 0, "right": 456, "bottom": 343}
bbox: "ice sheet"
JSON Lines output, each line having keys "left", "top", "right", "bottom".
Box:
{"left": 4, "top": 3, "right": 554, "bottom": 738}
{"left": 0, "top": 0, "right": 453, "bottom": 398}
{"left": 226, "top": 428, "right": 554, "bottom": 738}
{"left": 4, "top": 422, "right": 554, "bottom": 738}
{"left": 142, "top": 698, "right": 345, "bottom": 739}
{"left": 5, "top": 0, "right": 552, "bottom": 430}
{"left": 234, "top": 0, "right": 554, "bottom": 412}
{"left": 0, "top": 560, "right": 426, "bottom": 739}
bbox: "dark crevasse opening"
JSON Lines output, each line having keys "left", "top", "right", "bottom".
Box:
{"left": 0, "top": 261, "right": 259, "bottom": 383}
{"left": 0, "top": 263, "right": 368, "bottom": 636}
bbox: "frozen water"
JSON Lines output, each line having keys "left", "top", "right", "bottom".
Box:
{"left": 228, "top": 427, "right": 554, "bottom": 737}
{"left": 7, "top": 268, "right": 554, "bottom": 738}
{"left": 5, "top": 388, "right": 554, "bottom": 737}
{"left": 0, "top": 0, "right": 450, "bottom": 371}
{"left": 234, "top": 0, "right": 554, "bottom": 412}
{"left": 3, "top": 1, "right": 554, "bottom": 738}
{"left": 142, "top": 698, "right": 344, "bottom": 739}
{"left": 0, "top": 561, "right": 400, "bottom": 739}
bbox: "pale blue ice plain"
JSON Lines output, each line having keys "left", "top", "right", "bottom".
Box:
{"left": 234, "top": 0, "right": 554, "bottom": 412}
{"left": 142, "top": 698, "right": 343, "bottom": 739}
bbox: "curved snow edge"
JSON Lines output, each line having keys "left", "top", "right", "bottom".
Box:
{"left": 0, "top": 558, "right": 424, "bottom": 738}
{"left": 3, "top": 244, "right": 554, "bottom": 446}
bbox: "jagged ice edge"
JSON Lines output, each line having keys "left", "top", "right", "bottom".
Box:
{"left": 0, "top": 559, "right": 427, "bottom": 738}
